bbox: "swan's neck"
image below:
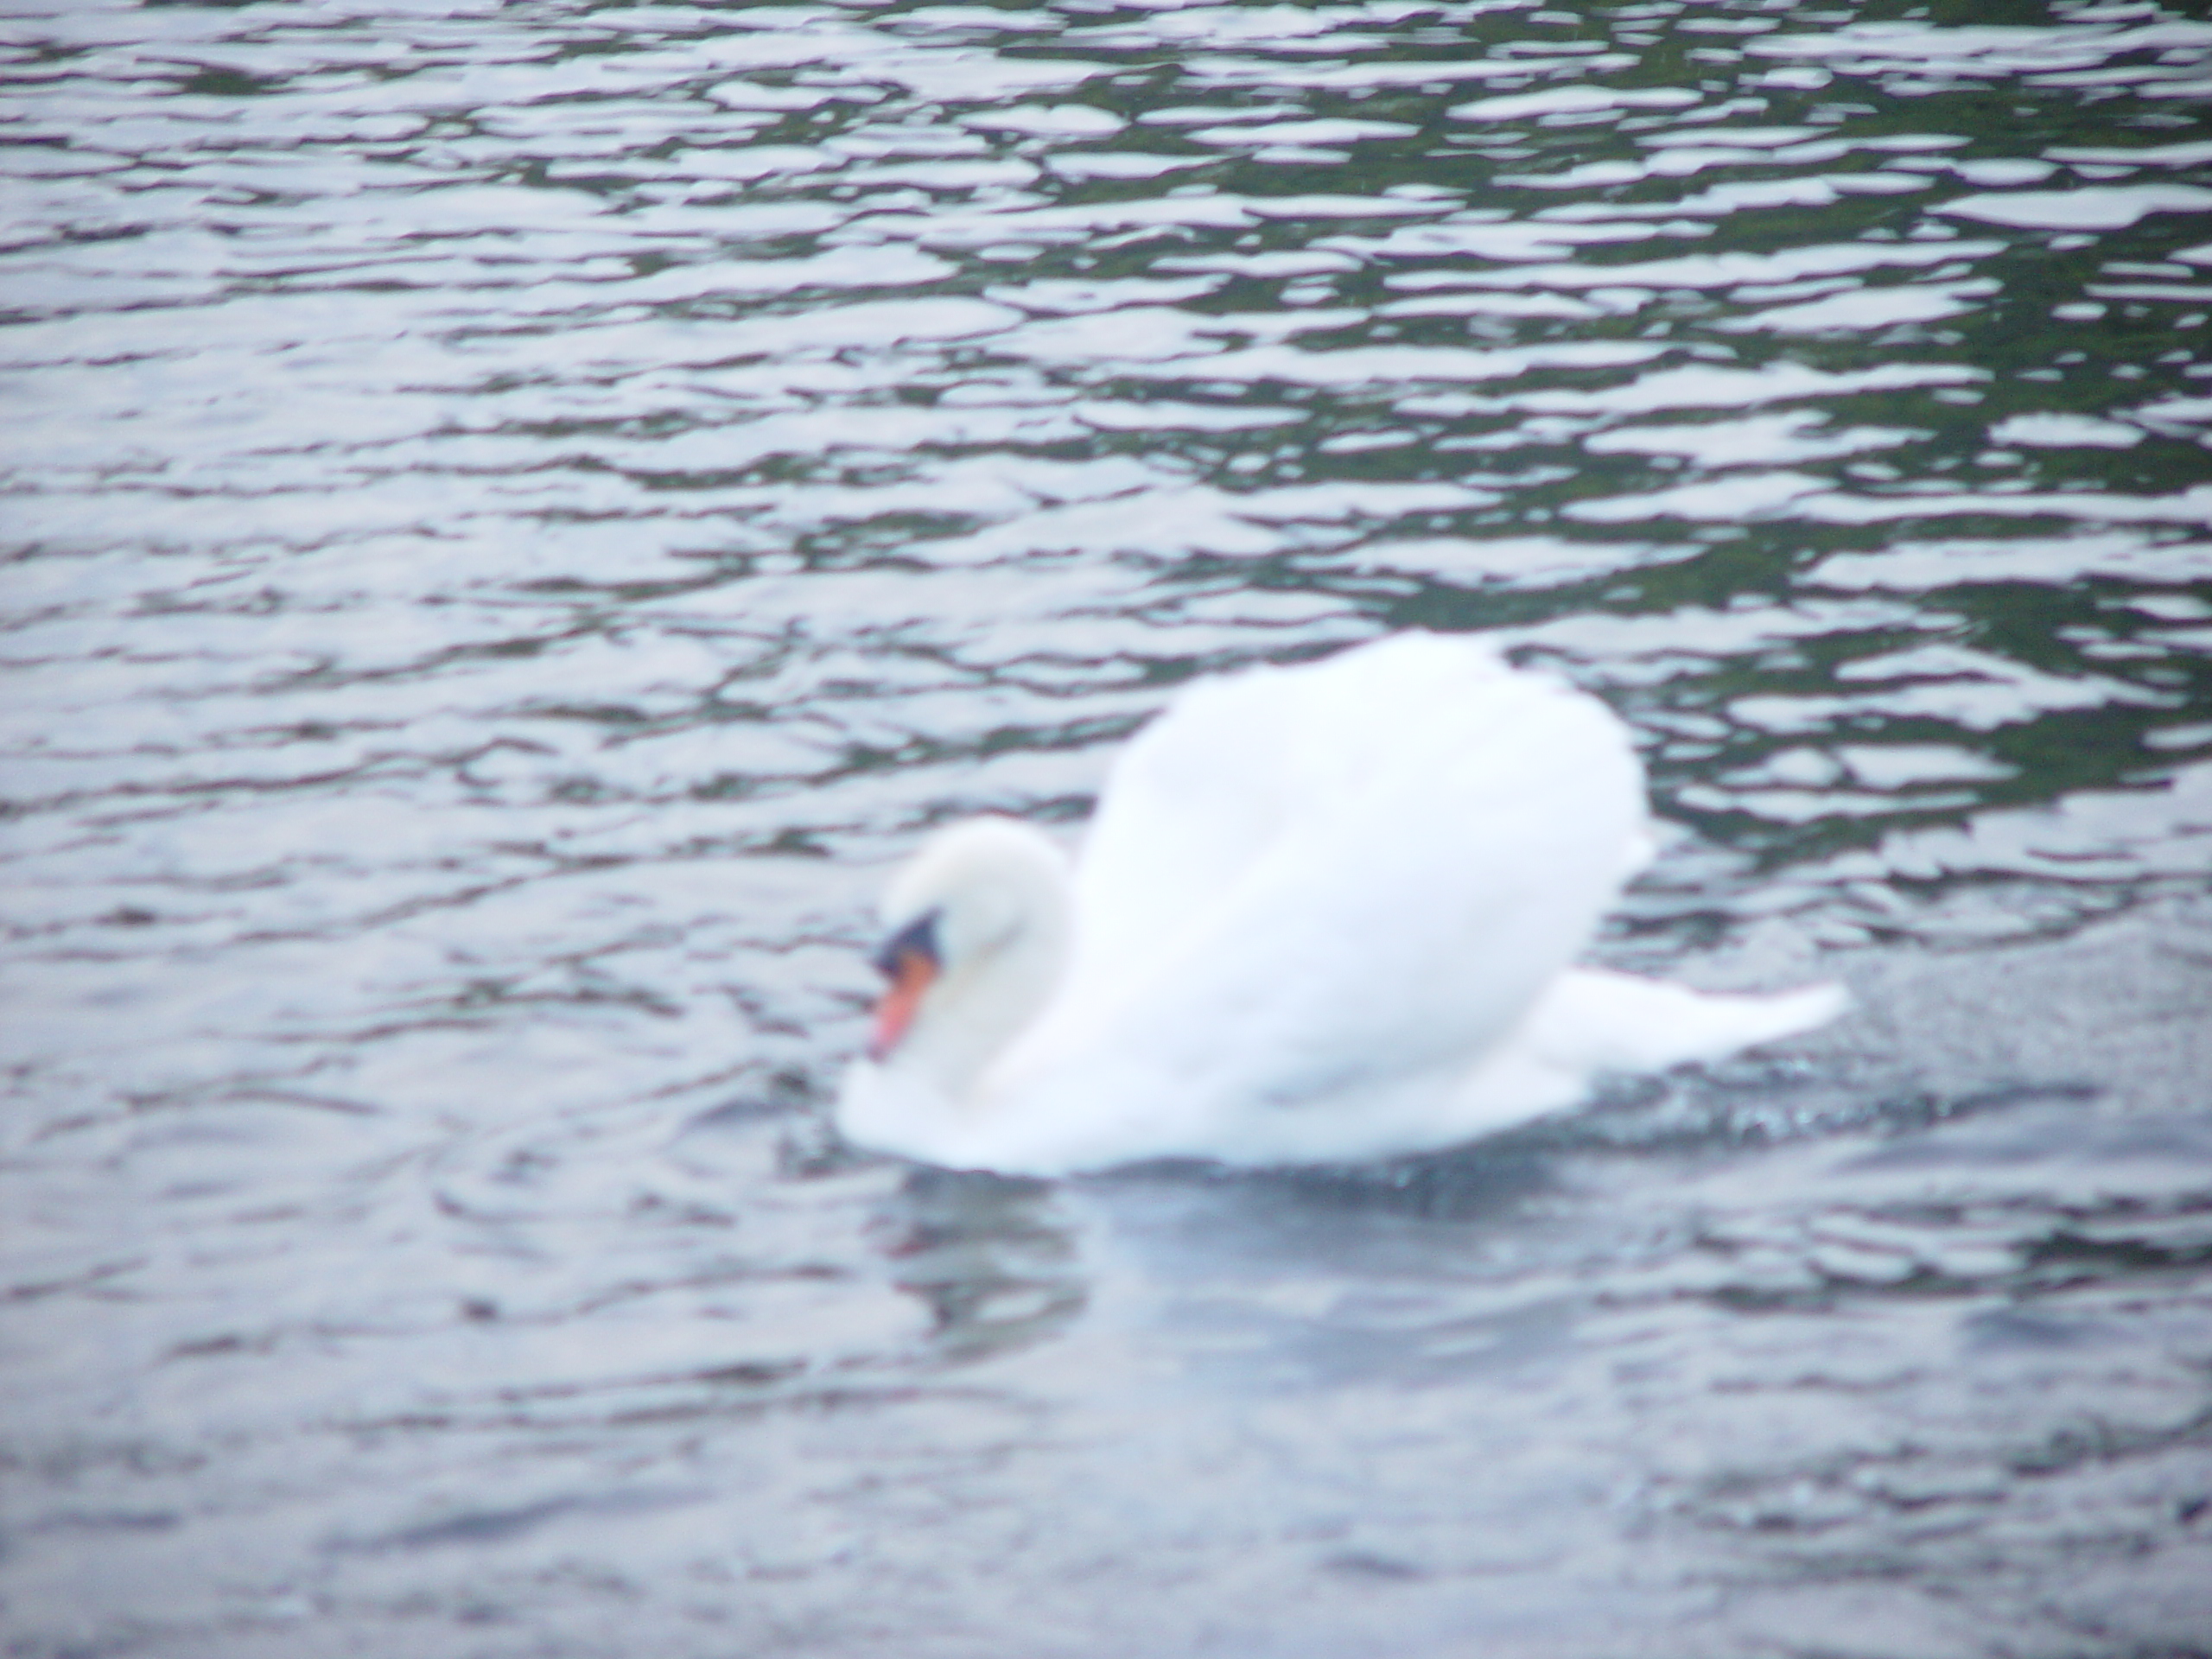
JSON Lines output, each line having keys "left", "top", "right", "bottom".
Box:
{"left": 892, "top": 823, "right": 1074, "bottom": 1104}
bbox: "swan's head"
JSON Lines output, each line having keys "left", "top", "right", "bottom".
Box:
{"left": 862, "top": 816, "right": 1074, "bottom": 1096}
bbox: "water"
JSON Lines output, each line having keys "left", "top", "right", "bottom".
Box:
{"left": 4, "top": 0, "right": 2211, "bottom": 1652}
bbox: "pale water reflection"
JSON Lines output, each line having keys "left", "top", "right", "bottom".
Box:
{"left": 3, "top": 0, "right": 2210, "bottom": 1654}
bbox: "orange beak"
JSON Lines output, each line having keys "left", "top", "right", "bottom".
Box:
{"left": 868, "top": 948, "right": 938, "bottom": 1062}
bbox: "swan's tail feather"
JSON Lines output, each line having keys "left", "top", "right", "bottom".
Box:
{"left": 1526, "top": 968, "right": 1848, "bottom": 1075}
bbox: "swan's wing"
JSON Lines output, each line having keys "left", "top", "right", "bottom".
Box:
{"left": 1058, "top": 653, "right": 1340, "bottom": 1003}
{"left": 1001, "top": 634, "right": 1649, "bottom": 1121}
{"left": 1066, "top": 634, "right": 1644, "bottom": 995}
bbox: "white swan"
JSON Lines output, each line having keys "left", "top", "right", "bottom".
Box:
{"left": 836, "top": 632, "right": 1845, "bottom": 1175}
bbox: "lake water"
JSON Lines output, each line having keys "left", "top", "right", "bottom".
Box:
{"left": 4, "top": 1, "right": 2212, "bottom": 1654}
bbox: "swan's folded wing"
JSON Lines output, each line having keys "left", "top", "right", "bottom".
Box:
{"left": 1015, "top": 634, "right": 1650, "bottom": 1118}
{"left": 1058, "top": 657, "right": 1320, "bottom": 1007}
{"left": 1067, "top": 635, "right": 1630, "bottom": 992}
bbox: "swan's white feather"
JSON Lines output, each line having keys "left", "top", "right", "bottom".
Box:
{"left": 835, "top": 633, "right": 1845, "bottom": 1174}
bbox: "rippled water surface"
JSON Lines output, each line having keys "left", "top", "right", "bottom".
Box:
{"left": 6, "top": 0, "right": 2212, "bottom": 1653}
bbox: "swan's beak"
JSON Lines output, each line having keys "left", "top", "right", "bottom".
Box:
{"left": 866, "top": 912, "right": 942, "bottom": 1063}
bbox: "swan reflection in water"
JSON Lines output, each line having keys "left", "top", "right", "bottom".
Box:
{"left": 868, "top": 1143, "right": 1573, "bottom": 1385}
{"left": 838, "top": 634, "right": 1845, "bottom": 1176}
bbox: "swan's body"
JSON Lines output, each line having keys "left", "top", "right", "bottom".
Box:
{"left": 836, "top": 633, "right": 1844, "bottom": 1175}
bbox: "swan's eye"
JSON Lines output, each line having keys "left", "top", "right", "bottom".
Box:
{"left": 870, "top": 909, "right": 942, "bottom": 979}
